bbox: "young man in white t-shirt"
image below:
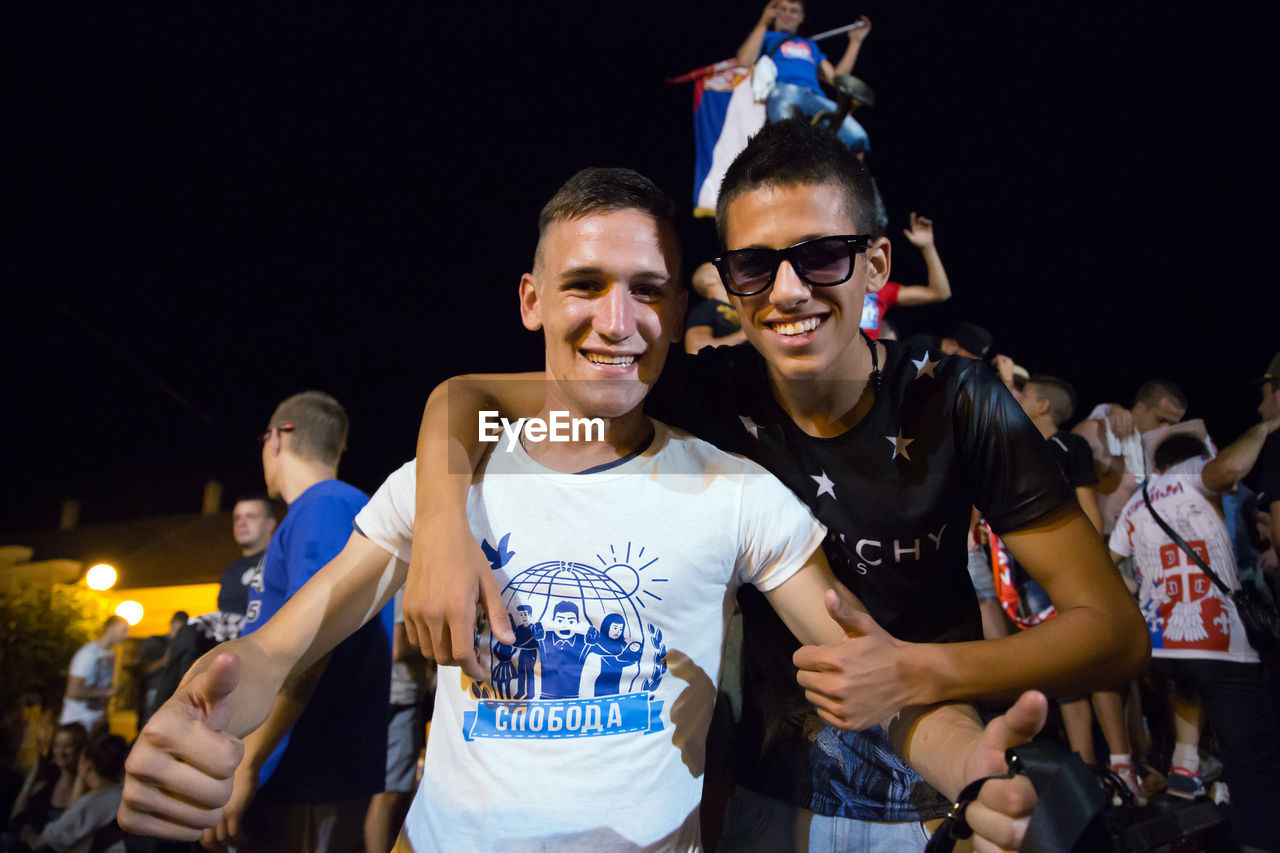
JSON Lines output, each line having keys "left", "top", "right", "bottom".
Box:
{"left": 1110, "top": 419, "right": 1280, "bottom": 850}
{"left": 119, "top": 168, "right": 1045, "bottom": 852}
{"left": 60, "top": 615, "right": 128, "bottom": 732}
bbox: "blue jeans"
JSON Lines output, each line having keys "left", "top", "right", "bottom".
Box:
{"left": 767, "top": 81, "right": 870, "bottom": 152}
{"left": 718, "top": 786, "right": 933, "bottom": 852}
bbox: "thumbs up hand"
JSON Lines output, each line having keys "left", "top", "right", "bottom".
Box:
{"left": 119, "top": 653, "right": 247, "bottom": 840}
{"left": 792, "top": 590, "right": 917, "bottom": 730}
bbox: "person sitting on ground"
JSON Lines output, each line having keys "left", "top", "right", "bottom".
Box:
{"left": 685, "top": 261, "right": 747, "bottom": 353}
{"left": 21, "top": 732, "right": 127, "bottom": 853}
{"left": 9, "top": 725, "right": 87, "bottom": 844}
{"left": 737, "top": 0, "right": 872, "bottom": 152}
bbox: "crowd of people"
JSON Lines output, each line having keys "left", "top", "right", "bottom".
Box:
{"left": 3, "top": 3, "right": 1279, "bottom": 852}
{"left": 2, "top": 480, "right": 434, "bottom": 853}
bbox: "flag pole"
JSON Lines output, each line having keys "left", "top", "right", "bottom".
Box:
{"left": 807, "top": 21, "right": 867, "bottom": 42}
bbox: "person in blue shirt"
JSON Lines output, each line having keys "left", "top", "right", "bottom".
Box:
{"left": 222, "top": 391, "right": 393, "bottom": 853}
{"left": 736, "top": 1, "right": 872, "bottom": 153}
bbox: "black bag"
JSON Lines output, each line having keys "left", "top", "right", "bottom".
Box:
{"left": 1230, "top": 582, "right": 1280, "bottom": 654}
{"left": 1141, "top": 483, "right": 1280, "bottom": 654}
{"left": 926, "top": 740, "right": 1129, "bottom": 852}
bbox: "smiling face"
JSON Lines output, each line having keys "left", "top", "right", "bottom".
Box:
{"left": 722, "top": 182, "right": 889, "bottom": 386}
{"left": 520, "top": 208, "right": 685, "bottom": 422}
{"left": 51, "top": 731, "right": 77, "bottom": 769}
{"left": 773, "top": 0, "right": 804, "bottom": 33}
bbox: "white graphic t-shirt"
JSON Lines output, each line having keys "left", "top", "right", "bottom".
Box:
{"left": 60, "top": 641, "right": 116, "bottom": 727}
{"left": 356, "top": 421, "right": 827, "bottom": 852}
{"left": 1110, "top": 456, "right": 1258, "bottom": 663}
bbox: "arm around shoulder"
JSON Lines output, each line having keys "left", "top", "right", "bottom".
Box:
{"left": 405, "top": 373, "right": 544, "bottom": 674}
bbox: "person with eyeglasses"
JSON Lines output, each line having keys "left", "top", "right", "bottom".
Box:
{"left": 207, "top": 391, "right": 392, "bottom": 853}
{"left": 399, "top": 118, "right": 1149, "bottom": 849}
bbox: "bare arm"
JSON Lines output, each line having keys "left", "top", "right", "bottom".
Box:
{"left": 761, "top": 548, "right": 853, "bottom": 647}
{"left": 825, "top": 15, "right": 871, "bottom": 81}
{"left": 794, "top": 504, "right": 1148, "bottom": 729}
{"left": 765, "top": 547, "right": 1045, "bottom": 843}
{"left": 1074, "top": 417, "right": 1126, "bottom": 494}
{"left": 684, "top": 325, "right": 748, "bottom": 354}
{"left": 919, "top": 504, "right": 1148, "bottom": 701}
{"left": 64, "top": 675, "right": 114, "bottom": 701}
{"left": 187, "top": 533, "right": 402, "bottom": 737}
{"left": 405, "top": 373, "right": 545, "bottom": 676}
{"left": 10, "top": 763, "right": 44, "bottom": 823}
{"left": 142, "top": 654, "right": 169, "bottom": 676}
{"left": 1202, "top": 417, "right": 1280, "bottom": 493}
{"left": 737, "top": 1, "right": 778, "bottom": 67}
{"left": 892, "top": 213, "right": 952, "bottom": 307}
{"left": 119, "top": 534, "right": 401, "bottom": 840}
{"left": 1076, "top": 484, "right": 1104, "bottom": 533}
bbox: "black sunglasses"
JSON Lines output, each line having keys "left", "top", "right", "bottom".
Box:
{"left": 712, "top": 234, "right": 871, "bottom": 297}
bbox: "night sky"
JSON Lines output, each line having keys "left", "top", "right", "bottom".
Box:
{"left": 5, "top": 1, "right": 1277, "bottom": 533}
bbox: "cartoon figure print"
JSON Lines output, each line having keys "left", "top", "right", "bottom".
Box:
{"left": 466, "top": 537, "right": 668, "bottom": 742}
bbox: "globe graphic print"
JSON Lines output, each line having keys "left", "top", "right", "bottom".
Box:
{"left": 501, "top": 560, "right": 647, "bottom": 688}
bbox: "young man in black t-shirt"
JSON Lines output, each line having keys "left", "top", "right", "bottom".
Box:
{"left": 403, "top": 120, "right": 1149, "bottom": 847}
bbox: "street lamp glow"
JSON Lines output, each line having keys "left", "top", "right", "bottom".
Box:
{"left": 86, "top": 564, "right": 117, "bottom": 591}
{"left": 115, "top": 600, "right": 143, "bottom": 626}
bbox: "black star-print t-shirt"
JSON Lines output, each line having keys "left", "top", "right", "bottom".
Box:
{"left": 647, "top": 339, "right": 1072, "bottom": 821}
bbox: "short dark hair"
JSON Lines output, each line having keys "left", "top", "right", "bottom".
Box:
{"left": 1133, "top": 379, "right": 1187, "bottom": 412}
{"left": 270, "top": 391, "right": 349, "bottom": 465}
{"left": 1154, "top": 434, "right": 1208, "bottom": 473}
{"left": 535, "top": 167, "right": 677, "bottom": 267}
{"left": 552, "top": 600, "right": 579, "bottom": 618}
{"left": 1028, "top": 375, "right": 1077, "bottom": 427}
{"left": 716, "top": 118, "right": 881, "bottom": 245}
{"left": 83, "top": 733, "right": 128, "bottom": 783}
{"left": 171, "top": 611, "right": 190, "bottom": 625}
{"left": 234, "top": 494, "right": 281, "bottom": 521}
{"left": 103, "top": 614, "right": 127, "bottom": 633}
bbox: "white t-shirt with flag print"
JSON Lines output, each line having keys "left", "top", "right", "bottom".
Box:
{"left": 355, "top": 420, "right": 827, "bottom": 852}
{"left": 1110, "top": 456, "right": 1258, "bottom": 664}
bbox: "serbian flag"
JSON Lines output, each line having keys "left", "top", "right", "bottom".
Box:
{"left": 668, "top": 59, "right": 765, "bottom": 217}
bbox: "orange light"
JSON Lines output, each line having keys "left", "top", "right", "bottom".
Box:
{"left": 86, "top": 564, "right": 117, "bottom": 590}
{"left": 115, "top": 600, "right": 144, "bottom": 626}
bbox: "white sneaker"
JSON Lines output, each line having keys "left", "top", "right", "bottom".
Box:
{"left": 1111, "top": 762, "right": 1149, "bottom": 806}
